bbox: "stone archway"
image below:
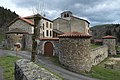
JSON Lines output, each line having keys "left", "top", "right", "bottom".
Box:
{"left": 44, "top": 42, "right": 53, "bottom": 57}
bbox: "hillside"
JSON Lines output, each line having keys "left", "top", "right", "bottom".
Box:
{"left": 90, "top": 24, "right": 120, "bottom": 44}
{"left": 0, "top": 6, "right": 18, "bottom": 33}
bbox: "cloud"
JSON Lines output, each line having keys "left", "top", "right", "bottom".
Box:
{"left": 6, "top": 0, "right": 120, "bottom": 26}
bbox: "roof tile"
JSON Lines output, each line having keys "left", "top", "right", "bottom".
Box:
{"left": 102, "top": 35, "right": 116, "bottom": 39}
{"left": 58, "top": 32, "right": 92, "bottom": 38}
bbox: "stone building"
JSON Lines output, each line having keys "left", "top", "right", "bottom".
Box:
{"left": 6, "top": 14, "right": 53, "bottom": 50}
{"left": 38, "top": 11, "right": 90, "bottom": 56}
{"left": 58, "top": 32, "right": 92, "bottom": 72}
{"left": 53, "top": 11, "right": 90, "bottom": 38}
{"left": 102, "top": 35, "right": 116, "bottom": 55}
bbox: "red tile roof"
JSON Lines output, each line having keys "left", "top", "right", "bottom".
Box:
{"left": 19, "top": 17, "right": 34, "bottom": 25}
{"left": 58, "top": 32, "right": 92, "bottom": 38}
{"left": 7, "top": 17, "right": 34, "bottom": 27}
{"left": 39, "top": 38, "right": 59, "bottom": 41}
{"left": 24, "top": 14, "right": 53, "bottom": 22}
{"left": 102, "top": 35, "right": 116, "bottom": 39}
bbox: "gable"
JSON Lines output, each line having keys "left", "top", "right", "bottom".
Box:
{"left": 9, "top": 19, "right": 33, "bottom": 34}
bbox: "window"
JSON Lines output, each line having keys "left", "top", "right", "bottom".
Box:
{"left": 50, "top": 31, "right": 52, "bottom": 36}
{"left": 46, "top": 22, "right": 48, "bottom": 28}
{"left": 43, "top": 24, "right": 44, "bottom": 30}
{"left": 43, "top": 32, "right": 44, "bottom": 37}
{"left": 50, "top": 23, "right": 52, "bottom": 29}
{"left": 46, "top": 30, "right": 49, "bottom": 36}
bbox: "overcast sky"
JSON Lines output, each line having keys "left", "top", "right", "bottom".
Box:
{"left": 1, "top": 0, "right": 120, "bottom": 26}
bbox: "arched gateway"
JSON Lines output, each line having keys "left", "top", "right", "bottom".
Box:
{"left": 44, "top": 42, "right": 53, "bottom": 56}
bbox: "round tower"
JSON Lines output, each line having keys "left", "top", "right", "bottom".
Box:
{"left": 59, "top": 32, "right": 92, "bottom": 72}
{"left": 102, "top": 35, "right": 116, "bottom": 55}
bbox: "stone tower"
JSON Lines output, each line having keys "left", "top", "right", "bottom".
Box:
{"left": 61, "top": 11, "right": 72, "bottom": 20}
{"left": 102, "top": 35, "right": 116, "bottom": 55}
{"left": 59, "top": 32, "right": 92, "bottom": 72}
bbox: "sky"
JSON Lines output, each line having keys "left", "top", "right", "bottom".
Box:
{"left": 0, "top": 0, "right": 120, "bottom": 26}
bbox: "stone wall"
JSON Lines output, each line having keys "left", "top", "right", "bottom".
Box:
{"left": 38, "top": 40, "right": 59, "bottom": 56}
{"left": 90, "top": 45, "right": 108, "bottom": 65}
{"left": 24, "top": 34, "right": 32, "bottom": 51}
{"left": 59, "top": 37, "right": 92, "bottom": 72}
{"left": 15, "top": 59, "right": 62, "bottom": 80}
{"left": 6, "top": 34, "right": 23, "bottom": 50}
{"left": 9, "top": 19, "right": 33, "bottom": 34}
{"left": 103, "top": 38, "right": 116, "bottom": 55}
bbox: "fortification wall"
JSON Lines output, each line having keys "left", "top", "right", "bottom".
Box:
{"left": 90, "top": 45, "right": 108, "bottom": 65}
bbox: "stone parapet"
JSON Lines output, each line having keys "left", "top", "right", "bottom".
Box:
{"left": 90, "top": 45, "right": 108, "bottom": 65}
{"left": 15, "top": 59, "right": 62, "bottom": 80}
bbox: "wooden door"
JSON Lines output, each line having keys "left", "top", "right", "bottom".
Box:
{"left": 44, "top": 42, "right": 53, "bottom": 56}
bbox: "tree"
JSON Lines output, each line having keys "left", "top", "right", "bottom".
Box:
{"left": 31, "top": 14, "right": 41, "bottom": 62}
{"left": 31, "top": 0, "right": 45, "bottom": 62}
{"left": 105, "top": 30, "right": 112, "bottom": 35}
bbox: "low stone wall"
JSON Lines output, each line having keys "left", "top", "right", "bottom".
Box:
{"left": 90, "top": 45, "right": 108, "bottom": 65}
{"left": 15, "top": 59, "right": 62, "bottom": 80}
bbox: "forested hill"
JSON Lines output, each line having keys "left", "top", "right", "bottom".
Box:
{"left": 0, "top": 6, "right": 18, "bottom": 33}
{"left": 90, "top": 24, "right": 120, "bottom": 44}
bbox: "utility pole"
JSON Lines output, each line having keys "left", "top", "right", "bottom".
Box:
{"left": 31, "top": 14, "right": 41, "bottom": 62}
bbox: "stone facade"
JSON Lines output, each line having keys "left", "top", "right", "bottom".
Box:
{"left": 6, "top": 14, "right": 53, "bottom": 51}
{"left": 38, "top": 38, "right": 59, "bottom": 56}
{"left": 59, "top": 32, "right": 92, "bottom": 72}
{"left": 53, "top": 11, "right": 90, "bottom": 34}
{"left": 103, "top": 36, "right": 116, "bottom": 55}
{"left": 6, "top": 34, "right": 25, "bottom": 50}
{"left": 15, "top": 59, "right": 62, "bottom": 80}
{"left": 9, "top": 19, "right": 34, "bottom": 34}
{"left": 24, "top": 34, "right": 32, "bottom": 51}
{"left": 24, "top": 15, "right": 53, "bottom": 38}
{"left": 90, "top": 45, "right": 108, "bottom": 65}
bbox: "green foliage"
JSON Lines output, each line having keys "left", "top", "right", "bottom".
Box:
{"left": 91, "top": 24, "right": 120, "bottom": 44}
{"left": 0, "top": 6, "right": 18, "bottom": 33}
{"left": 105, "top": 30, "right": 112, "bottom": 35}
{"left": 88, "top": 66, "right": 120, "bottom": 80}
{"left": 0, "top": 55, "right": 20, "bottom": 80}
{"left": 90, "top": 44, "right": 102, "bottom": 49}
{"left": 0, "top": 34, "right": 5, "bottom": 43}
{"left": 82, "top": 58, "right": 120, "bottom": 80}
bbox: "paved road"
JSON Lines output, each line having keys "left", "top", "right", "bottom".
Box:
{"left": 0, "top": 49, "right": 98, "bottom": 80}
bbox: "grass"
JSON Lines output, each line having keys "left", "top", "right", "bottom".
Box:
{"left": 82, "top": 57, "right": 120, "bottom": 80}
{"left": 90, "top": 44, "right": 102, "bottom": 49}
{"left": 86, "top": 65, "right": 120, "bottom": 80}
{"left": 0, "top": 55, "right": 20, "bottom": 80}
{"left": 116, "top": 46, "right": 120, "bottom": 51}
